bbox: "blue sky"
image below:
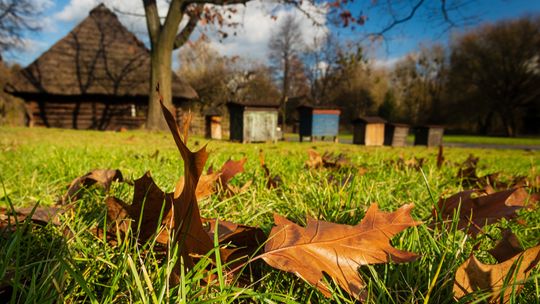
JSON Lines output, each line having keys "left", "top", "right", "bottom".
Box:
{"left": 5, "top": 0, "right": 540, "bottom": 68}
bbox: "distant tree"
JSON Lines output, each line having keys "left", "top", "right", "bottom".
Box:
{"left": 327, "top": 45, "right": 378, "bottom": 123}
{"left": 303, "top": 33, "right": 342, "bottom": 102}
{"left": 268, "top": 15, "right": 305, "bottom": 133}
{"left": 448, "top": 16, "right": 540, "bottom": 136}
{"left": 391, "top": 44, "right": 447, "bottom": 125}
{"left": 234, "top": 65, "right": 281, "bottom": 105}
{"left": 0, "top": 0, "right": 45, "bottom": 53}
{"left": 0, "top": 59, "right": 25, "bottom": 125}
{"left": 378, "top": 89, "right": 397, "bottom": 121}
{"left": 177, "top": 39, "right": 232, "bottom": 110}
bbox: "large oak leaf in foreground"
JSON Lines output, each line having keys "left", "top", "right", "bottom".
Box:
{"left": 454, "top": 244, "right": 540, "bottom": 303}
{"left": 159, "top": 99, "right": 214, "bottom": 275}
{"left": 261, "top": 204, "right": 420, "bottom": 298}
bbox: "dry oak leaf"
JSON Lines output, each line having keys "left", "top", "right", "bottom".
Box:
{"left": 61, "top": 169, "right": 123, "bottom": 204}
{"left": 1, "top": 206, "right": 64, "bottom": 231}
{"left": 202, "top": 218, "right": 267, "bottom": 265}
{"left": 436, "top": 145, "right": 445, "bottom": 169}
{"left": 488, "top": 229, "right": 524, "bottom": 263}
{"left": 174, "top": 170, "right": 221, "bottom": 201}
{"left": 433, "top": 187, "right": 528, "bottom": 236}
{"left": 175, "top": 157, "right": 248, "bottom": 200}
{"left": 305, "top": 149, "right": 323, "bottom": 169}
{"left": 159, "top": 94, "right": 225, "bottom": 278}
{"left": 261, "top": 203, "right": 420, "bottom": 299}
{"left": 218, "top": 158, "right": 247, "bottom": 186}
{"left": 453, "top": 244, "right": 540, "bottom": 303}
{"left": 259, "top": 149, "right": 281, "bottom": 189}
{"left": 105, "top": 172, "right": 174, "bottom": 244}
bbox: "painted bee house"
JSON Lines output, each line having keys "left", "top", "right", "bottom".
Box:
{"left": 227, "top": 101, "right": 279, "bottom": 143}
{"left": 297, "top": 105, "right": 341, "bottom": 142}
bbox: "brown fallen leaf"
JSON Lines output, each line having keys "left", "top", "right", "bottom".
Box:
{"left": 60, "top": 169, "right": 123, "bottom": 204}
{"left": 0, "top": 206, "right": 64, "bottom": 229}
{"left": 159, "top": 90, "right": 222, "bottom": 280}
{"left": 202, "top": 218, "right": 267, "bottom": 265}
{"left": 456, "top": 154, "right": 485, "bottom": 186}
{"left": 259, "top": 149, "right": 281, "bottom": 189}
{"left": 174, "top": 171, "right": 222, "bottom": 201}
{"left": 218, "top": 158, "right": 247, "bottom": 186}
{"left": 322, "top": 152, "right": 351, "bottom": 169}
{"left": 225, "top": 179, "right": 253, "bottom": 196}
{"left": 436, "top": 145, "right": 444, "bottom": 169}
{"left": 305, "top": 149, "right": 323, "bottom": 169}
{"left": 105, "top": 172, "right": 174, "bottom": 244}
{"left": 306, "top": 150, "right": 351, "bottom": 170}
{"left": 433, "top": 188, "right": 528, "bottom": 236}
{"left": 261, "top": 203, "right": 420, "bottom": 298}
{"left": 488, "top": 229, "right": 524, "bottom": 263}
{"left": 453, "top": 244, "right": 540, "bottom": 303}
{"left": 390, "top": 155, "right": 425, "bottom": 171}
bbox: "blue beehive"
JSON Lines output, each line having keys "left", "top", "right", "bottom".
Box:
{"left": 298, "top": 105, "right": 341, "bottom": 142}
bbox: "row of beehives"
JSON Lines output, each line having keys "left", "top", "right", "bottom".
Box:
{"left": 350, "top": 116, "right": 444, "bottom": 147}
{"left": 215, "top": 103, "right": 443, "bottom": 146}
{"left": 297, "top": 106, "right": 444, "bottom": 147}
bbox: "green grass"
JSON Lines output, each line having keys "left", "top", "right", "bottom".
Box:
{"left": 442, "top": 135, "right": 540, "bottom": 146}
{"left": 1, "top": 126, "right": 539, "bottom": 303}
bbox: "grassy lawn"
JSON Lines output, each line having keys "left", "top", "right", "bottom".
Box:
{"left": 1, "top": 126, "right": 539, "bottom": 303}
{"left": 442, "top": 135, "right": 540, "bottom": 146}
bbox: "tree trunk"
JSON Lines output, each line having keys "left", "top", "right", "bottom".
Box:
{"left": 147, "top": 42, "right": 175, "bottom": 131}
{"left": 499, "top": 109, "right": 515, "bottom": 137}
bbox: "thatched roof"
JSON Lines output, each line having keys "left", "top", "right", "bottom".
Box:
{"left": 6, "top": 4, "right": 197, "bottom": 100}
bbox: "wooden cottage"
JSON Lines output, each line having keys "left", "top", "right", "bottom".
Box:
{"left": 204, "top": 107, "right": 222, "bottom": 140}
{"left": 414, "top": 125, "right": 444, "bottom": 146}
{"left": 384, "top": 123, "right": 410, "bottom": 147}
{"left": 352, "top": 116, "right": 387, "bottom": 146}
{"left": 5, "top": 4, "right": 197, "bottom": 130}
{"left": 297, "top": 104, "right": 340, "bottom": 142}
{"left": 227, "top": 100, "right": 279, "bottom": 143}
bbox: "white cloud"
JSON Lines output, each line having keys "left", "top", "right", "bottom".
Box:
{"left": 203, "top": 0, "right": 329, "bottom": 63}
{"left": 372, "top": 56, "right": 403, "bottom": 69}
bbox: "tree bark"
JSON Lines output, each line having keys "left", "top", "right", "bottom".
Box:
{"left": 147, "top": 44, "right": 175, "bottom": 131}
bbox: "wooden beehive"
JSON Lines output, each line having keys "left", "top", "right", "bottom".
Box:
{"left": 352, "top": 116, "right": 387, "bottom": 146}
{"left": 204, "top": 107, "right": 222, "bottom": 140}
{"left": 227, "top": 101, "right": 279, "bottom": 143}
{"left": 384, "top": 123, "right": 410, "bottom": 147}
{"left": 298, "top": 105, "right": 341, "bottom": 142}
{"left": 414, "top": 125, "right": 444, "bottom": 146}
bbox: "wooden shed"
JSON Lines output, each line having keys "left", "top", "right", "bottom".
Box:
{"left": 352, "top": 116, "right": 387, "bottom": 146}
{"left": 227, "top": 100, "right": 279, "bottom": 143}
{"left": 414, "top": 125, "right": 444, "bottom": 146}
{"left": 204, "top": 107, "right": 222, "bottom": 140}
{"left": 384, "top": 123, "right": 410, "bottom": 147}
{"left": 297, "top": 105, "right": 341, "bottom": 142}
{"left": 5, "top": 4, "right": 197, "bottom": 130}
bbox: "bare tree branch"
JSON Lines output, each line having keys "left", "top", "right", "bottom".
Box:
{"left": 376, "top": 0, "right": 425, "bottom": 37}
{"left": 142, "top": 0, "right": 161, "bottom": 47}
{"left": 174, "top": 10, "right": 201, "bottom": 49}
